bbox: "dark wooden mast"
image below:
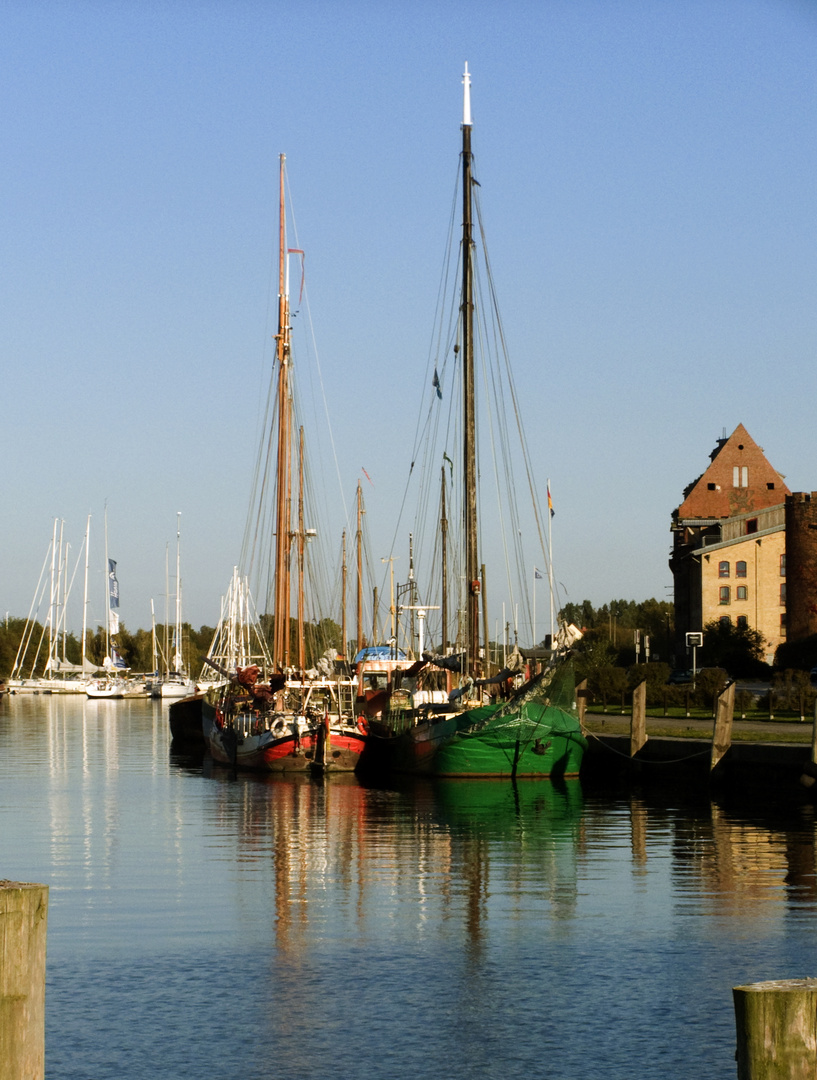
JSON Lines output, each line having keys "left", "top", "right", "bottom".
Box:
{"left": 296, "top": 425, "right": 305, "bottom": 672}
{"left": 341, "top": 530, "right": 347, "bottom": 660}
{"left": 356, "top": 481, "right": 364, "bottom": 652}
{"left": 461, "top": 65, "right": 480, "bottom": 680}
{"left": 273, "top": 153, "right": 292, "bottom": 671}
{"left": 440, "top": 464, "right": 448, "bottom": 655}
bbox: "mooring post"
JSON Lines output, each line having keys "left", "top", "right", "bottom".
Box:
{"left": 630, "top": 680, "right": 647, "bottom": 756}
{"left": 0, "top": 880, "right": 48, "bottom": 1080}
{"left": 575, "top": 679, "right": 587, "bottom": 726}
{"left": 711, "top": 680, "right": 735, "bottom": 770}
{"left": 734, "top": 978, "right": 817, "bottom": 1079}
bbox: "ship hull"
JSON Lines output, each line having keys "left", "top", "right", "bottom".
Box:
{"left": 363, "top": 703, "right": 586, "bottom": 779}
{"left": 208, "top": 718, "right": 365, "bottom": 773}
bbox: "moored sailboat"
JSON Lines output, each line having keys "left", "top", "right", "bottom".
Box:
{"left": 357, "top": 66, "right": 587, "bottom": 779}
{"left": 205, "top": 154, "right": 365, "bottom": 773}
{"left": 9, "top": 517, "right": 99, "bottom": 694}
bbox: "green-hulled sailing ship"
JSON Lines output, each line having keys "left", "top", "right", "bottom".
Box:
{"left": 357, "top": 66, "right": 587, "bottom": 780}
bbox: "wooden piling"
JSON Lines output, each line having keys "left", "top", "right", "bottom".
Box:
{"left": 575, "top": 679, "right": 588, "bottom": 726}
{"left": 734, "top": 978, "right": 817, "bottom": 1079}
{"left": 800, "top": 700, "right": 817, "bottom": 788}
{"left": 630, "top": 681, "right": 647, "bottom": 756}
{"left": 711, "top": 680, "right": 735, "bottom": 770}
{"left": 0, "top": 880, "right": 48, "bottom": 1080}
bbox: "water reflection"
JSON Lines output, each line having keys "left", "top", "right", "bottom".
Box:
{"left": 4, "top": 696, "right": 817, "bottom": 1078}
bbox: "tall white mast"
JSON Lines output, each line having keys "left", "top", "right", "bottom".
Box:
{"left": 82, "top": 515, "right": 90, "bottom": 673}
{"left": 174, "top": 511, "right": 183, "bottom": 674}
{"left": 104, "top": 506, "right": 110, "bottom": 661}
{"left": 47, "top": 519, "right": 58, "bottom": 674}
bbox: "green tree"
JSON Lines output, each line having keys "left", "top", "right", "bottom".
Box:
{"left": 701, "top": 619, "right": 769, "bottom": 677}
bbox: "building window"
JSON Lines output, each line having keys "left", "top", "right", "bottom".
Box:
{"left": 737, "top": 615, "right": 748, "bottom": 629}
{"left": 719, "top": 586, "right": 730, "bottom": 605}
{"left": 780, "top": 554, "right": 786, "bottom": 576}
{"left": 737, "top": 586, "right": 748, "bottom": 600}
{"left": 780, "top": 613, "right": 787, "bottom": 637}
{"left": 767, "top": 482, "right": 775, "bottom": 490}
{"left": 719, "top": 615, "right": 731, "bottom": 628}
{"left": 780, "top": 583, "right": 786, "bottom": 605}
{"left": 718, "top": 561, "right": 730, "bottom": 578}
{"left": 736, "top": 561, "right": 747, "bottom": 578}
{"left": 746, "top": 518, "right": 758, "bottom": 534}
{"left": 733, "top": 466, "right": 748, "bottom": 487}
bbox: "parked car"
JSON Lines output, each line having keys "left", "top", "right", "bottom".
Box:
{"left": 667, "top": 669, "right": 692, "bottom": 684}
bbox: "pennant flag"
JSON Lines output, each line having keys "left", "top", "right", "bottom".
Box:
{"left": 108, "top": 559, "right": 120, "bottom": 607}
{"left": 443, "top": 451, "right": 454, "bottom": 475}
{"left": 547, "top": 483, "right": 554, "bottom": 518}
{"left": 534, "top": 567, "right": 543, "bottom": 580}
{"left": 432, "top": 368, "right": 443, "bottom": 399}
{"left": 108, "top": 559, "right": 120, "bottom": 636}
{"left": 111, "top": 646, "right": 127, "bottom": 670}
{"left": 362, "top": 467, "right": 374, "bottom": 487}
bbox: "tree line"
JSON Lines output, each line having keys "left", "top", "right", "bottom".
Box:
{"left": 0, "top": 615, "right": 347, "bottom": 680}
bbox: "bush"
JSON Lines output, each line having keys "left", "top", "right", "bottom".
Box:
{"left": 692, "top": 667, "right": 729, "bottom": 709}
{"left": 734, "top": 688, "right": 757, "bottom": 716}
{"left": 771, "top": 669, "right": 815, "bottom": 712}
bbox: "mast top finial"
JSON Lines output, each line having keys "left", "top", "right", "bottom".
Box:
{"left": 462, "top": 62, "right": 472, "bottom": 127}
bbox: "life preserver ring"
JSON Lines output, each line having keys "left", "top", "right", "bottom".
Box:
{"left": 357, "top": 716, "right": 368, "bottom": 734}
{"left": 470, "top": 579, "right": 481, "bottom": 594}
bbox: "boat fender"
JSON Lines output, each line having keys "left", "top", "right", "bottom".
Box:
{"left": 470, "top": 579, "right": 481, "bottom": 595}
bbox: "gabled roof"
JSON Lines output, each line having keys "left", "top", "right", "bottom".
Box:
{"left": 674, "top": 424, "right": 789, "bottom": 521}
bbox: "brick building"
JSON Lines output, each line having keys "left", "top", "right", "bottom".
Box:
{"left": 670, "top": 424, "right": 790, "bottom": 665}
{"left": 785, "top": 492, "right": 817, "bottom": 643}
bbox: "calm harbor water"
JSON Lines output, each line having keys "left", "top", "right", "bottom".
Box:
{"left": 2, "top": 696, "right": 817, "bottom": 1079}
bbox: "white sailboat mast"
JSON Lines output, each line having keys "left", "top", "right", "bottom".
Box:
{"left": 47, "top": 519, "right": 58, "bottom": 673}
{"left": 103, "top": 507, "right": 110, "bottom": 660}
{"left": 150, "top": 599, "right": 158, "bottom": 674}
{"left": 81, "top": 516, "right": 90, "bottom": 672}
{"left": 175, "top": 511, "right": 182, "bottom": 673}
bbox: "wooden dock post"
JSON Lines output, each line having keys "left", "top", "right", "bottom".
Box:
{"left": 734, "top": 978, "right": 817, "bottom": 1079}
{"left": 0, "top": 881, "right": 48, "bottom": 1080}
{"left": 711, "top": 680, "right": 735, "bottom": 770}
{"left": 800, "top": 700, "right": 817, "bottom": 788}
{"left": 575, "top": 679, "right": 588, "bottom": 726}
{"left": 630, "top": 680, "right": 647, "bottom": 756}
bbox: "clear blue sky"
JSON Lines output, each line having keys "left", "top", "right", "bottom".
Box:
{"left": 2, "top": 0, "right": 816, "bottom": 639}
